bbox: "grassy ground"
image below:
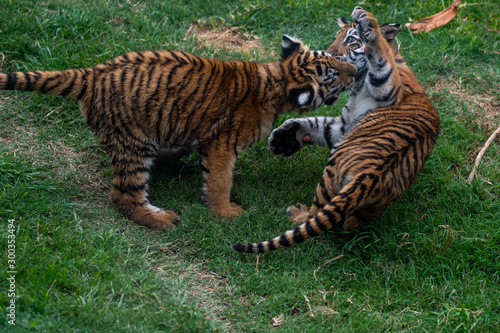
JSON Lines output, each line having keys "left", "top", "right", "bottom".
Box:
{"left": 0, "top": 0, "right": 499, "bottom": 331}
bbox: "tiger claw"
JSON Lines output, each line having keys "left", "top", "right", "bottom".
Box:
{"left": 351, "top": 6, "right": 363, "bottom": 16}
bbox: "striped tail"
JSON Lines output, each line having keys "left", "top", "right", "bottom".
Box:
{"left": 232, "top": 173, "right": 376, "bottom": 253}
{"left": 0, "top": 68, "right": 91, "bottom": 99}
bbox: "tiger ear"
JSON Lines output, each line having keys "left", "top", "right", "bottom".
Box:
{"left": 281, "top": 35, "right": 305, "bottom": 60}
{"left": 380, "top": 23, "right": 402, "bottom": 41}
{"left": 338, "top": 17, "right": 350, "bottom": 27}
{"left": 288, "top": 85, "right": 315, "bottom": 107}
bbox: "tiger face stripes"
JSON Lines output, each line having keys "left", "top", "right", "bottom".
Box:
{"left": 232, "top": 7, "right": 440, "bottom": 254}
{"left": 0, "top": 35, "right": 356, "bottom": 230}
{"left": 268, "top": 18, "right": 406, "bottom": 158}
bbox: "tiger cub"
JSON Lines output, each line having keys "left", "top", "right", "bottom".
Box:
{"left": 0, "top": 36, "right": 356, "bottom": 230}
{"left": 232, "top": 7, "right": 440, "bottom": 253}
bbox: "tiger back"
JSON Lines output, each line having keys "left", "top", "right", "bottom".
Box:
{"left": 232, "top": 7, "right": 440, "bottom": 253}
{"left": 0, "top": 35, "right": 356, "bottom": 230}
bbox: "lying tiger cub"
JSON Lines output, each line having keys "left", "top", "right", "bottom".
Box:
{"left": 233, "top": 7, "right": 440, "bottom": 253}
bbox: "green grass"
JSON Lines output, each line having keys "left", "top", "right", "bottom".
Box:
{"left": 1, "top": 0, "right": 499, "bottom": 331}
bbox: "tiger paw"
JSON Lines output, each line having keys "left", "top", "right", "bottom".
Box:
{"left": 268, "top": 120, "right": 309, "bottom": 156}
{"left": 214, "top": 202, "right": 244, "bottom": 218}
{"left": 135, "top": 209, "right": 180, "bottom": 230}
{"left": 287, "top": 203, "right": 310, "bottom": 226}
{"left": 342, "top": 215, "right": 362, "bottom": 231}
{"left": 352, "top": 7, "right": 378, "bottom": 42}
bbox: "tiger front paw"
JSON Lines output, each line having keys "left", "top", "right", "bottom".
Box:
{"left": 132, "top": 209, "right": 180, "bottom": 230}
{"left": 268, "top": 120, "right": 310, "bottom": 157}
{"left": 352, "top": 6, "right": 379, "bottom": 43}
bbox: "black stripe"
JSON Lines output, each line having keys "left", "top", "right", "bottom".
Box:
{"left": 135, "top": 51, "right": 145, "bottom": 63}
{"left": 293, "top": 228, "right": 305, "bottom": 244}
{"left": 314, "top": 216, "right": 329, "bottom": 232}
{"left": 312, "top": 199, "right": 322, "bottom": 209}
{"left": 60, "top": 70, "right": 77, "bottom": 97}
{"left": 279, "top": 234, "right": 290, "bottom": 247}
{"left": 321, "top": 184, "right": 331, "bottom": 203}
{"left": 85, "top": 70, "right": 100, "bottom": 123}
{"left": 402, "top": 83, "right": 426, "bottom": 95}
{"left": 369, "top": 67, "right": 393, "bottom": 87}
{"left": 161, "top": 61, "right": 190, "bottom": 141}
{"left": 130, "top": 67, "right": 153, "bottom": 137}
{"left": 117, "top": 166, "right": 150, "bottom": 177}
{"left": 325, "top": 120, "right": 334, "bottom": 148}
{"left": 144, "top": 71, "right": 164, "bottom": 128}
{"left": 257, "top": 242, "right": 264, "bottom": 253}
{"left": 77, "top": 69, "right": 90, "bottom": 100}
{"left": 24, "top": 73, "right": 34, "bottom": 91}
{"left": 364, "top": 174, "right": 379, "bottom": 199}
{"left": 189, "top": 61, "right": 224, "bottom": 137}
{"left": 305, "top": 221, "right": 319, "bottom": 237}
{"left": 325, "top": 168, "right": 334, "bottom": 178}
{"left": 376, "top": 59, "right": 387, "bottom": 69}
{"left": 118, "top": 71, "right": 149, "bottom": 138}
{"left": 316, "top": 64, "right": 323, "bottom": 76}
{"left": 232, "top": 243, "right": 247, "bottom": 253}
{"left": 340, "top": 115, "right": 346, "bottom": 135}
{"left": 44, "top": 75, "right": 63, "bottom": 94}
{"left": 5, "top": 73, "right": 18, "bottom": 90}
{"left": 112, "top": 182, "right": 146, "bottom": 194}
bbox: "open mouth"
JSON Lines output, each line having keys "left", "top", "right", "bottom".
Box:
{"left": 324, "top": 93, "right": 339, "bottom": 105}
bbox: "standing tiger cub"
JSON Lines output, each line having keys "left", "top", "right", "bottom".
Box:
{"left": 0, "top": 36, "right": 356, "bottom": 230}
{"left": 232, "top": 7, "right": 440, "bottom": 253}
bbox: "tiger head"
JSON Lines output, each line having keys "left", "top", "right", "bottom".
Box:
{"left": 326, "top": 17, "right": 402, "bottom": 74}
{"left": 280, "top": 35, "right": 357, "bottom": 112}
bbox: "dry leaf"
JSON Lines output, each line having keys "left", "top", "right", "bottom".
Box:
{"left": 270, "top": 314, "right": 285, "bottom": 328}
{"left": 406, "top": 0, "right": 462, "bottom": 34}
{"left": 313, "top": 306, "right": 339, "bottom": 316}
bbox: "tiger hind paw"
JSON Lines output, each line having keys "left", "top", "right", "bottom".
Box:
{"left": 287, "top": 203, "right": 310, "bottom": 226}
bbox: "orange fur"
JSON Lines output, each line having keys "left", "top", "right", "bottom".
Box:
{"left": 0, "top": 36, "right": 356, "bottom": 229}
{"left": 233, "top": 8, "right": 440, "bottom": 253}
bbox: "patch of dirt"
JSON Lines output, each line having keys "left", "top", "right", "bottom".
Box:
{"left": 0, "top": 124, "right": 41, "bottom": 157}
{"left": 185, "top": 23, "right": 275, "bottom": 58}
{"left": 74, "top": 148, "right": 111, "bottom": 203}
{"left": 152, "top": 259, "right": 234, "bottom": 330}
{"left": 428, "top": 79, "right": 500, "bottom": 131}
{"left": 427, "top": 78, "right": 499, "bottom": 185}
{"left": 0, "top": 119, "right": 110, "bottom": 203}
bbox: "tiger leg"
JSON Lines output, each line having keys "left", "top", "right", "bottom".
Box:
{"left": 110, "top": 154, "right": 180, "bottom": 230}
{"left": 352, "top": 7, "right": 403, "bottom": 105}
{"left": 269, "top": 117, "right": 344, "bottom": 156}
{"left": 199, "top": 145, "right": 243, "bottom": 218}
